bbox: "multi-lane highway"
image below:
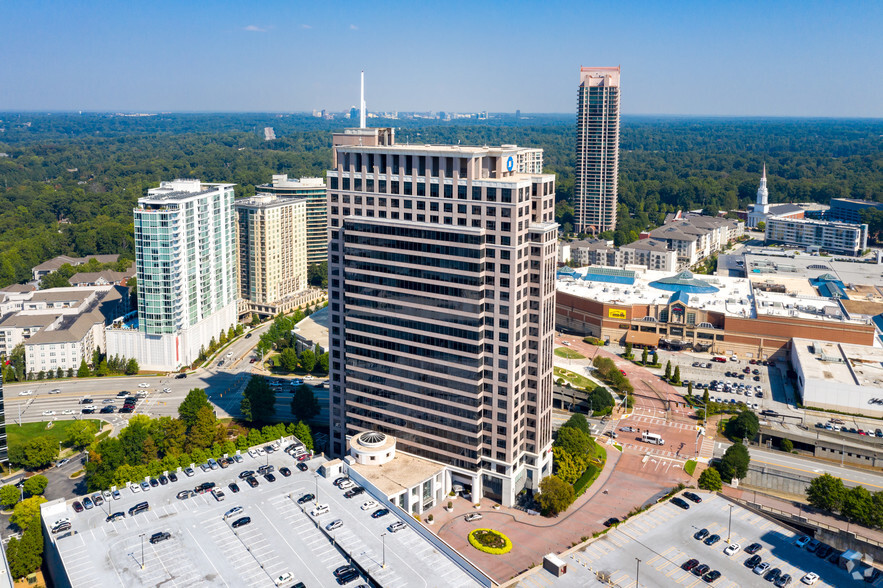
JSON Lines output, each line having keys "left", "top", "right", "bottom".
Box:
{"left": 2, "top": 321, "right": 327, "bottom": 430}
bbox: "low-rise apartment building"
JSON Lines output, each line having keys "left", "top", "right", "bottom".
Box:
{"left": 764, "top": 216, "right": 868, "bottom": 256}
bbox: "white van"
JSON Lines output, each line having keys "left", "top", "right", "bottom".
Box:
{"left": 642, "top": 432, "right": 664, "bottom": 445}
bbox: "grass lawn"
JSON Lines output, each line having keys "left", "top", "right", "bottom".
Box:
{"left": 7, "top": 420, "right": 102, "bottom": 450}
{"left": 684, "top": 460, "right": 697, "bottom": 476}
{"left": 554, "top": 347, "right": 586, "bottom": 360}
{"left": 553, "top": 367, "right": 597, "bottom": 390}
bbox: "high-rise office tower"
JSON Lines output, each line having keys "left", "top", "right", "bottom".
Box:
{"left": 327, "top": 127, "right": 557, "bottom": 507}
{"left": 106, "top": 179, "right": 237, "bottom": 370}
{"left": 258, "top": 175, "right": 327, "bottom": 266}
{"left": 235, "top": 193, "right": 308, "bottom": 317}
{"left": 575, "top": 66, "right": 621, "bottom": 234}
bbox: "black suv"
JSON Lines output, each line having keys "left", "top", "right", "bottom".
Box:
{"left": 194, "top": 482, "right": 216, "bottom": 494}
{"left": 257, "top": 464, "right": 274, "bottom": 475}
{"left": 149, "top": 532, "right": 171, "bottom": 544}
{"left": 683, "top": 492, "right": 702, "bottom": 503}
{"left": 245, "top": 476, "right": 259, "bottom": 488}
{"left": 344, "top": 487, "right": 365, "bottom": 498}
{"left": 745, "top": 554, "right": 762, "bottom": 568}
{"left": 239, "top": 470, "right": 255, "bottom": 480}
{"left": 231, "top": 516, "right": 251, "bottom": 528}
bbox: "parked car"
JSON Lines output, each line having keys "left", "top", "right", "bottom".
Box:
{"left": 231, "top": 516, "right": 251, "bottom": 529}
{"left": 703, "top": 570, "right": 721, "bottom": 583}
{"left": 311, "top": 504, "right": 330, "bottom": 517}
{"left": 775, "top": 574, "right": 792, "bottom": 587}
{"left": 692, "top": 563, "right": 710, "bottom": 577}
{"left": 246, "top": 476, "right": 258, "bottom": 488}
{"left": 745, "top": 555, "right": 762, "bottom": 568}
{"left": 371, "top": 508, "right": 390, "bottom": 519}
{"left": 682, "top": 558, "right": 699, "bottom": 571}
{"left": 603, "top": 517, "right": 620, "bottom": 527}
{"left": 297, "top": 462, "right": 309, "bottom": 472}
{"left": 465, "top": 512, "right": 483, "bottom": 522}
{"left": 795, "top": 535, "right": 811, "bottom": 548}
{"left": 224, "top": 506, "right": 244, "bottom": 519}
{"left": 683, "top": 492, "right": 702, "bottom": 503}
{"left": 360, "top": 500, "right": 379, "bottom": 511}
{"left": 671, "top": 497, "right": 690, "bottom": 510}
{"left": 388, "top": 521, "right": 406, "bottom": 533}
{"left": 297, "top": 493, "right": 315, "bottom": 504}
{"left": 724, "top": 543, "right": 741, "bottom": 556}
{"left": 800, "top": 572, "right": 819, "bottom": 585}
{"left": 149, "top": 531, "right": 171, "bottom": 544}
{"left": 326, "top": 519, "right": 344, "bottom": 531}
{"left": 694, "top": 528, "right": 710, "bottom": 541}
{"left": 83, "top": 496, "right": 94, "bottom": 509}
{"left": 228, "top": 482, "right": 240, "bottom": 493}
{"left": 273, "top": 572, "right": 293, "bottom": 586}
{"left": 704, "top": 534, "right": 721, "bottom": 546}
{"left": 754, "top": 562, "right": 771, "bottom": 575}
{"left": 744, "top": 543, "right": 763, "bottom": 555}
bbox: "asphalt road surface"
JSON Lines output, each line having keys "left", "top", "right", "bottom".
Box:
{"left": 2, "top": 322, "right": 327, "bottom": 429}
{"left": 713, "top": 442, "right": 883, "bottom": 491}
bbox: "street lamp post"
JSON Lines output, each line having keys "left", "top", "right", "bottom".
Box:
{"left": 314, "top": 473, "right": 319, "bottom": 505}
{"left": 139, "top": 533, "right": 146, "bottom": 569}
{"left": 382, "top": 532, "right": 387, "bottom": 568}
{"left": 635, "top": 557, "right": 641, "bottom": 587}
{"left": 727, "top": 505, "right": 733, "bottom": 543}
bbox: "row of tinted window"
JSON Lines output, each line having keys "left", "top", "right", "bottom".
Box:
{"left": 344, "top": 328, "right": 480, "bottom": 361}
{"left": 344, "top": 222, "right": 482, "bottom": 245}
{"left": 345, "top": 295, "right": 481, "bottom": 327}
{"left": 343, "top": 287, "right": 481, "bottom": 315}
{"left": 344, "top": 235, "right": 481, "bottom": 259}
{"left": 347, "top": 363, "right": 482, "bottom": 399}
{"left": 342, "top": 273, "right": 482, "bottom": 300}
{"left": 347, "top": 311, "right": 479, "bottom": 341}
{"left": 345, "top": 385, "right": 480, "bottom": 422}
{"left": 345, "top": 261, "right": 482, "bottom": 287}
{"left": 345, "top": 344, "right": 480, "bottom": 381}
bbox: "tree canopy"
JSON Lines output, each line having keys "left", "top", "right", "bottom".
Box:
{"left": 718, "top": 442, "right": 751, "bottom": 482}
{"left": 536, "top": 475, "right": 575, "bottom": 516}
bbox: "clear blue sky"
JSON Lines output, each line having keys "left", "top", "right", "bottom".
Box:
{"left": 2, "top": 0, "right": 881, "bottom": 116}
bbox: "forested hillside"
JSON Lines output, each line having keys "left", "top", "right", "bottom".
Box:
{"left": 0, "top": 113, "right": 880, "bottom": 287}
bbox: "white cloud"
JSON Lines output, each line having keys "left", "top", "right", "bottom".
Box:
{"left": 244, "top": 25, "right": 268, "bottom": 33}
{"left": 301, "top": 24, "right": 312, "bottom": 29}
{"left": 349, "top": 24, "right": 358, "bottom": 30}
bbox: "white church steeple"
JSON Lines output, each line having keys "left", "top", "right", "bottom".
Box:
{"left": 756, "top": 163, "right": 769, "bottom": 212}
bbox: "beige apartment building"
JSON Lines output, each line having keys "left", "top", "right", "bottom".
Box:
{"left": 257, "top": 175, "right": 327, "bottom": 266}
{"left": 235, "top": 194, "right": 308, "bottom": 317}
{"left": 327, "top": 127, "right": 558, "bottom": 507}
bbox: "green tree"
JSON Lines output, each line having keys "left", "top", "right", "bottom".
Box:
{"left": 240, "top": 396, "right": 253, "bottom": 422}
{"left": 293, "top": 421, "right": 314, "bottom": 451}
{"left": 553, "top": 426, "right": 592, "bottom": 457}
{"left": 65, "top": 419, "right": 98, "bottom": 448}
{"left": 553, "top": 448, "right": 586, "bottom": 485}
{"left": 697, "top": 467, "right": 723, "bottom": 492}
{"left": 17, "top": 437, "right": 59, "bottom": 469}
{"left": 188, "top": 406, "right": 219, "bottom": 451}
{"left": 39, "top": 270, "right": 71, "bottom": 290}
{"left": 10, "top": 496, "right": 46, "bottom": 530}
{"left": 687, "top": 382, "right": 693, "bottom": 397}
{"left": 22, "top": 475, "right": 48, "bottom": 496}
{"left": 299, "top": 349, "right": 317, "bottom": 373}
{"left": 178, "top": 388, "right": 211, "bottom": 428}
{"left": 291, "top": 384, "right": 321, "bottom": 422}
{"left": 651, "top": 350, "right": 658, "bottom": 365}
{"left": 587, "top": 386, "right": 615, "bottom": 415}
{"left": 0, "top": 484, "right": 20, "bottom": 508}
{"left": 124, "top": 358, "right": 139, "bottom": 375}
{"left": 624, "top": 342, "right": 633, "bottom": 358}
{"left": 672, "top": 365, "right": 681, "bottom": 384}
{"left": 718, "top": 442, "right": 750, "bottom": 483}
{"left": 17, "top": 514, "right": 43, "bottom": 575}
{"left": 727, "top": 410, "right": 760, "bottom": 441}
{"left": 842, "top": 485, "right": 874, "bottom": 526}
{"left": 641, "top": 347, "right": 648, "bottom": 365}
{"left": 703, "top": 390, "right": 710, "bottom": 407}
{"left": 664, "top": 360, "right": 672, "bottom": 380}
{"left": 756, "top": 221, "right": 766, "bottom": 232}
{"left": 149, "top": 416, "right": 187, "bottom": 456}
{"left": 807, "top": 473, "right": 846, "bottom": 513}
{"left": 279, "top": 348, "right": 299, "bottom": 372}
{"left": 242, "top": 376, "right": 276, "bottom": 423}
{"left": 560, "top": 413, "right": 591, "bottom": 436}
{"left": 318, "top": 351, "right": 330, "bottom": 373}
{"left": 77, "top": 358, "right": 90, "bottom": 378}
{"left": 536, "top": 475, "right": 575, "bottom": 516}
{"left": 96, "top": 359, "right": 109, "bottom": 376}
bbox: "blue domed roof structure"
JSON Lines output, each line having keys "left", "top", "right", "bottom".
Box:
{"left": 649, "top": 270, "right": 719, "bottom": 295}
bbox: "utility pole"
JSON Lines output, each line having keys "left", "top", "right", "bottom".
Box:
{"left": 140, "top": 533, "right": 146, "bottom": 569}
{"left": 382, "top": 532, "right": 387, "bottom": 568}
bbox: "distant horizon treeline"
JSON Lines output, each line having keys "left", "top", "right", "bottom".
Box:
{"left": 0, "top": 113, "right": 880, "bottom": 287}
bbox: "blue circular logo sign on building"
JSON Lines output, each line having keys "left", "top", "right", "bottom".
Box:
{"left": 506, "top": 156, "right": 514, "bottom": 172}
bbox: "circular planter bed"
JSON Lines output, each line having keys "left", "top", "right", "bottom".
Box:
{"left": 468, "top": 529, "right": 513, "bottom": 555}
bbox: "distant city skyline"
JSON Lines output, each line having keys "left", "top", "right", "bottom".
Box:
{"left": 1, "top": 1, "right": 881, "bottom": 117}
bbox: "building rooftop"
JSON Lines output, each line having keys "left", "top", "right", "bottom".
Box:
{"left": 293, "top": 306, "right": 329, "bottom": 352}
{"left": 348, "top": 450, "right": 445, "bottom": 498}
{"left": 557, "top": 268, "right": 755, "bottom": 317}
{"left": 0, "top": 313, "right": 57, "bottom": 329}
{"left": 42, "top": 448, "right": 479, "bottom": 588}
{"left": 141, "top": 179, "right": 235, "bottom": 203}
{"left": 743, "top": 251, "right": 883, "bottom": 286}
{"left": 32, "top": 254, "right": 120, "bottom": 273}
{"left": 793, "top": 338, "right": 883, "bottom": 388}
{"left": 233, "top": 192, "right": 306, "bottom": 209}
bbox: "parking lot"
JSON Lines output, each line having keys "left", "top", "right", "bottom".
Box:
{"left": 45, "top": 446, "right": 480, "bottom": 587}
{"left": 516, "top": 491, "right": 876, "bottom": 587}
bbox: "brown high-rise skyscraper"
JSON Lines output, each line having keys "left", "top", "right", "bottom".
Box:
{"left": 575, "top": 66, "right": 621, "bottom": 234}
{"left": 326, "top": 127, "right": 557, "bottom": 507}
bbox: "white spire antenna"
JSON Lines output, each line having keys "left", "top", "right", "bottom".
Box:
{"left": 360, "top": 70, "right": 366, "bottom": 128}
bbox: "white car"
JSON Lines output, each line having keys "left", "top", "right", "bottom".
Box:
{"left": 360, "top": 500, "right": 379, "bottom": 511}
{"left": 62, "top": 409, "right": 76, "bottom": 415}
{"left": 138, "top": 383, "right": 150, "bottom": 388}
{"left": 310, "top": 504, "right": 329, "bottom": 517}
{"left": 247, "top": 448, "right": 258, "bottom": 458}
{"left": 304, "top": 375, "right": 314, "bottom": 380}
{"left": 226, "top": 352, "right": 234, "bottom": 358}
{"left": 273, "top": 572, "right": 293, "bottom": 586}
{"left": 103, "top": 490, "right": 112, "bottom": 500}
{"left": 42, "top": 410, "right": 56, "bottom": 416}
{"left": 162, "top": 388, "right": 171, "bottom": 393}
{"left": 19, "top": 390, "right": 33, "bottom": 396}
{"left": 255, "top": 447, "right": 266, "bottom": 457}
{"left": 131, "top": 483, "right": 141, "bottom": 493}
{"left": 224, "top": 506, "right": 244, "bottom": 519}
{"left": 465, "top": 512, "right": 483, "bottom": 522}
{"left": 723, "top": 543, "right": 741, "bottom": 556}
{"left": 56, "top": 458, "right": 70, "bottom": 467}
{"left": 338, "top": 480, "right": 355, "bottom": 490}
{"left": 801, "top": 572, "right": 819, "bottom": 585}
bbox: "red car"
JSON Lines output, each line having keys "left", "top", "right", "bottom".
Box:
{"left": 619, "top": 369, "right": 626, "bottom": 376}
{"left": 297, "top": 454, "right": 309, "bottom": 462}
{"left": 712, "top": 357, "right": 727, "bottom": 363}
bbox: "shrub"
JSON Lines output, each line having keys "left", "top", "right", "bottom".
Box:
{"left": 573, "top": 464, "right": 599, "bottom": 496}
{"left": 468, "top": 529, "right": 513, "bottom": 555}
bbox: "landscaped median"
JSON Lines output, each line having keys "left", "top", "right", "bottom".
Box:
{"left": 468, "top": 529, "right": 513, "bottom": 555}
